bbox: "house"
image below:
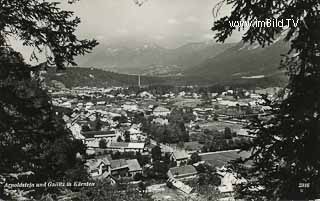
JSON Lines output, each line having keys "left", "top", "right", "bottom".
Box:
{"left": 139, "top": 91, "right": 154, "bottom": 99}
{"left": 128, "top": 127, "right": 146, "bottom": 142}
{"left": 122, "top": 103, "right": 138, "bottom": 111}
{"left": 92, "top": 171, "right": 117, "bottom": 185}
{"left": 170, "top": 150, "right": 189, "bottom": 166}
{"left": 108, "top": 142, "right": 145, "bottom": 152}
{"left": 82, "top": 130, "right": 118, "bottom": 148}
{"left": 167, "top": 178, "right": 193, "bottom": 194}
{"left": 85, "top": 157, "right": 111, "bottom": 177}
{"left": 110, "top": 159, "right": 129, "bottom": 178}
{"left": 153, "top": 106, "right": 170, "bottom": 117}
{"left": 167, "top": 165, "right": 197, "bottom": 180}
{"left": 126, "top": 159, "right": 142, "bottom": 177}
{"left": 96, "top": 101, "right": 106, "bottom": 105}
{"left": 85, "top": 102, "right": 94, "bottom": 109}
{"left": 152, "top": 117, "right": 169, "bottom": 125}
{"left": 216, "top": 167, "right": 247, "bottom": 196}
{"left": 82, "top": 130, "right": 117, "bottom": 140}
{"left": 67, "top": 123, "right": 85, "bottom": 140}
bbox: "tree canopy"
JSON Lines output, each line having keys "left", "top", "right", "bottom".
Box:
{"left": 212, "top": 0, "right": 320, "bottom": 200}
{"left": 0, "top": 0, "right": 98, "bottom": 199}
{"left": 0, "top": 0, "right": 98, "bottom": 69}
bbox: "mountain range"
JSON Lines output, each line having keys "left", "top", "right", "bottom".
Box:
{"left": 76, "top": 40, "right": 234, "bottom": 76}
{"left": 61, "top": 39, "right": 290, "bottom": 88}
{"left": 185, "top": 40, "right": 290, "bottom": 82}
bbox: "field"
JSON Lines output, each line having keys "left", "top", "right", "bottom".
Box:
{"left": 199, "top": 121, "right": 243, "bottom": 132}
{"left": 199, "top": 150, "right": 251, "bottom": 168}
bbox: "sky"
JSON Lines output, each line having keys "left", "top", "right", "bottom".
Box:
{"left": 67, "top": 0, "right": 240, "bottom": 48}
{"left": 12, "top": 0, "right": 242, "bottom": 61}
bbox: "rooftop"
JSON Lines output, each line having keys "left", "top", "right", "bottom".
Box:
{"left": 172, "top": 150, "right": 189, "bottom": 160}
{"left": 85, "top": 157, "right": 110, "bottom": 170}
{"left": 110, "top": 159, "right": 128, "bottom": 170}
{"left": 81, "top": 130, "right": 116, "bottom": 138}
{"left": 153, "top": 106, "right": 170, "bottom": 113}
{"left": 126, "top": 159, "right": 142, "bottom": 172}
{"left": 109, "top": 142, "right": 145, "bottom": 149}
{"left": 169, "top": 165, "right": 197, "bottom": 177}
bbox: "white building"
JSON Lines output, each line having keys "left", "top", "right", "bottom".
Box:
{"left": 153, "top": 106, "right": 170, "bottom": 117}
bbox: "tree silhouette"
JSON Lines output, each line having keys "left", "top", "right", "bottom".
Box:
{"left": 0, "top": 0, "right": 97, "bottom": 198}
{"left": 0, "top": 48, "right": 88, "bottom": 186}
{"left": 99, "top": 139, "right": 107, "bottom": 149}
{"left": 189, "top": 152, "right": 201, "bottom": 165}
{"left": 212, "top": 0, "right": 320, "bottom": 200}
{"left": 151, "top": 145, "right": 162, "bottom": 162}
{"left": 124, "top": 131, "right": 131, "bottom": 142}
{"left": 0, "top": 0, "right": 97, "bottom": 69}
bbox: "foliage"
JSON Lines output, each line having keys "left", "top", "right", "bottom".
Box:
{"left": 117, "top": 136, "right": 123, "bottom": 142}
{"left": 136, "top": 152, "right": 150, "bottom": 166}
{"left": 224, "top": 127, "right": 232, "bottom": 139}
{"left": 124, "top": 131, "right": 131, "bottom": 142}
{"left": 213, "top": 0, "right": 320, "bottom": 199}
{"left": 99, "top": 139, "right": 107, "bottom": 149}
{"left": 149, "top": 160, "right": 168, "bottom": 179}
{"left": 81, "top": 124, "right": 90, "bottom": 132}
{"left": 188, "top": 152, "right": 201, "bottom": 165}
{"left": 75, "top": 180, "right": 153, "bottom": 201}
{"left": 0, "top": 48, "right": 88, "bottom": 198}
{"left": 151, "top": 145, "right": 161, "bottom": 161}
{"left": 169, "top": 107, "right": 195, "bottom": 123}
{"left": 95, "top": 114, "right": 103, "bottom": 131}
{"left": 0, "top": 0, "right": 97, "bottom": 69}
{"left": 113, "top": 115, "right": 128, "bottom": 124}
{"left": 195, "top": 163, "right": 221, "bottom": 186}
{"left": 0, "top": 0, "right": 98, "bottom": 199}
{"left": 146, "top": 110, "right": 190, "bottom": 144}
{"left": 191, "top": 128, "right": 248, "bottom": 152}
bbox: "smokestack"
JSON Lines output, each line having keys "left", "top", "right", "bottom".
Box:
{"left": 138, "top": 75, "right": 141, "bottom": 87}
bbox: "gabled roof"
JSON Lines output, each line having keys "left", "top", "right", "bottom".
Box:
{"left": 92, "top": 171, "right": 110, "bottom": 180}
{"left": 81, "top": 130, "right": 116, "bottom": 138}
{"left": 127, "top": 142, "right": 145, "bottom": 149}
{"left": 169, "top": 165, "right": 197, "bottom": 177}
{"left": 126, "top": 159, "right": 142, "bottom": 172}
{"left": 109, "top": 142, "right": 129, "bottom": 148}
{"left": 109, "top": 142, "right": 145, "bottom": 149}
{"left": 128, "top": 127, "right": 142, "bottom": 134}
{"left": 153, "top": 106, "right": 170, "bottom": 113}
{"left": 110, "top": 159, "right": 128, "bottom": 170}
{"left": 172, "top": 150, "right": 189, "bottom": 160}
{"left": 85, "top": 157, "right": 110, "bottom": 170}
{"left": 167, "top": 178, "right": 193, "bottom": 194}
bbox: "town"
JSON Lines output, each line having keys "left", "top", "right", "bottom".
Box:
{"left": 50, "top": 83, "right": 282, "bottom": 201}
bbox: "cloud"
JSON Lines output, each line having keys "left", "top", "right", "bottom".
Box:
{"left": 167, "top": 18, "right": 180, "bottom": 25}
{"left": 203, "top": 33, "right": 214, "bottom": 40}
{"left": 183, "top": 33, "right": 193, "bottom": 37}
{"left": 153, "top": 35, "right": 165, "bottom": 40}
{"left": 116, "top": 28, "right": 129, "bottom": 35}
{"left": 185, "top": 16, "right": 199, "bottom": 23}
{"left": 96, "top": 35, "right": 105, "bottom": 40}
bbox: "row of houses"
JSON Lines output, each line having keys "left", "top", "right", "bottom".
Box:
{"left": 85, "top": 156, "right": 142, "bottom": 181}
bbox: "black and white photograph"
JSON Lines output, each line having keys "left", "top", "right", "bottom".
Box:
{"left": 0, "top": 0, "right": 319, "bottom": 200}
